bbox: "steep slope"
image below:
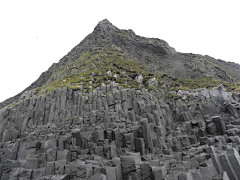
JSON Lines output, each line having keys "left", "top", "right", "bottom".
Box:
{"left": 2, "top": 19, "right": 240, "bottom": 180}
{"left": 0, "top": 19, "right": 237, "bottom": 110}
{"left": 205, "top": 55, "right": 240, "bottom": 81}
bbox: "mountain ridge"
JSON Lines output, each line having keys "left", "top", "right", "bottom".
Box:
{"left": 0, "top": 19, "right": 238, "bottom": 110}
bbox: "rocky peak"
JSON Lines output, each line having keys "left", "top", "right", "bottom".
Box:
{"left": 93, "top": 19, "right": 117, "bottom": 35}
{"left": 0, "top": 19, "right": 239, "bottom": 110}
{"left": 96, "top": 19, "right": 114, "bottom": 28}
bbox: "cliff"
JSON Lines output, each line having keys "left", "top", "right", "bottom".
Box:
{"left": 1, "top": 19, "right": 240, "bottom": 180}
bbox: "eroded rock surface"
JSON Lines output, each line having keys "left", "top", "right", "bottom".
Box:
{"left": 1, "top": 83, "right": 240, "bottom": 180}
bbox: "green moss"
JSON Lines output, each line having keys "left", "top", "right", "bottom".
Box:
{"left": 146, "top": 86, "right": 156, "bottom": 91}
{"left": 167, "top": 92, "right": 182, "bottom": 100}
{"left": 28, "top": 47, "right": 240, "bottom": 97}
{"left": 143, "top": 76, "right": 154, "bottom": 84}
{"left": 11, "top": 102, "right": 19, "bottom": 106}
{"left": 175, "top": 76, "right": 240, "bottom": 92}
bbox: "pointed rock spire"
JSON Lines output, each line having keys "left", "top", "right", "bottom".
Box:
{"left": 97, "top": 19, "right": 113, "bottom": 26}
{"left": 94, "top": 19, "right": 117, "bottom": 33}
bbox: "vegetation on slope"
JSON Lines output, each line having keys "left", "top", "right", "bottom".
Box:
{"left": 168, "top": 75, "right": 240, "bottom": 92}
{"left": 10, "top": 47, "right": 239, "bottom": 101}
{"left": 32, "top": 47, "right": 157, "bottom": 96}
{"left": 205, "top": 55, "right": 240, "bottom": 82}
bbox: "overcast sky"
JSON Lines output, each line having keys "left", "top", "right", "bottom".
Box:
{"left": 0, "top": 0, "right": 239, "bottom": 102}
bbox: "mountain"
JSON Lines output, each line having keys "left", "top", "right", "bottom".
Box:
{"left": 1, "top": 19, "right": 240, "bottom": 179}
{"left": 0, "top": 19, "right": 239, "bottom": 110}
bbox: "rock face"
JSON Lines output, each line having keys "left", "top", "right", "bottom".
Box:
{"left": 1, "top": 83, "right": 240, "bottom": 179}
{"left": 205, "top": 55, "right": 240, "bottom": 82}
{"left": 1, "top": 19, "right": 240, "bottom": 180}
{"left": 0, "top": 19, "right": 237, "bottom": 110}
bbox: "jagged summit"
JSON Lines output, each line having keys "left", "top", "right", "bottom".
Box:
{"left": 98, "top": 18, "right": 111, "bottom": 24}
{"left": 96, "top": 19, "right": 115, "bottom": 28}
{"left": 94, "top": 19, "right": 135, "bottom": 36}
{"left": 93, "top": 19, "right": 116, "bottom": 34}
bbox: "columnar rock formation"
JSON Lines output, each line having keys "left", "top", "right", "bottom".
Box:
{"left": 1, "top": 19, "right": 240, "bottom": 180}
{"left": 1, "top": 83, "right": 240, "bottom": 179}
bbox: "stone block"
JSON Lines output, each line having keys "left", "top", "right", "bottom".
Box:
{"left": 218, "top": 153, "right": 238, "bottom": 180}
{"left": 227, "top": 103, "right": 239, "bottom": 118}
{"left": 106, "top": 167, "right": 117, "bottom": 180}
{"left": 200, "top": 166, "right": 212, "bottom": 180}
{"left": 71, "top": 129, "right": 81, "bottom": 146}
{"left": 104, "top": 129, "right": 112, "bottom": 142}
{"left": 46, "top": 148, "right": 56, "bottom": 162}
{"left": 190, "top": 170, "right": 203, "bottom": 180}
{"left": 38, "top": 153, "right": 46, "bottom": 168}
{"left": 17, "top": 143, "right": 27, "bottom": 160}
{"left": 123, "top": 133, "right": 134, "bottom": 150}
{"left": 226, "top": 148, "right": 240, "bottom": 179}
{"left": 93, "top": 128, "right": 104, "bottom": 143}
{"left": 134, "top": 138, "right": 145, "bottom": 155}
{"left": 43, "top": 139, "right": 57, "bottom": 150}
{"left": 115, "top": 163, "right": 122, "bottom": 180}
{"left": 151, "top": 166, "right": 167, "bottom": 180}
{"left": 57, "top": 149, "right": 71, "bottom": 163}
{"left": 120, "top": 155, "right": 139, "bottom": 178}
{"left": 113, "top": 129, "right": 124, "bottom": 148}
{"left": 212, "top": 116, "right": 226, "bottom": 135}
{"left": 128, "top": 110, "right": 136, "bottom": 122}
{"left": 207, "top": 122, "right": 217, "bottom": 135}
{"left": 77, "top": 164, "right": 93, "bottom": 179}
{"left": 25, "top": 158, "right": 39, "bottom": 169}
{"left": 141, "top": 118, "right": 153, "bottom": 151}
{"left": 141, "top": 162, "right": 151, "bottom": 180}
{"left": 95, "top": 146, "right": 104, "bottom": 156}
{"left": 46, "top": 162, "right": 55, "bottom": 175}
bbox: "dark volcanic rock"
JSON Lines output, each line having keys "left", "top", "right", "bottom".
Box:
{"left": 0, "top": 84, "right": 240, "bottom": 179}
{"left": 1, "top": 20, "right": 240, "bottom": 180}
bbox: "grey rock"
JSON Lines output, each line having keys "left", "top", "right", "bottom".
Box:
{"left": 151, "top": 166, "right": 167, "bottom": 180}
{"left": 218, "top": 153, "right": 238, "bottom": 180}
{"left": 25, "top": 158, "right": 39, "bottom": 169}
{"left": 120, "top": 154, "right": 140, "bottom": 178}
{"left": 51, "top": 174, "right": 70, "bottom": 180}
{"left": 135, "top": 138, "right": 145, "bottom": 155}
{"left": 226, "top": 148, "right": 240, "bottom": 179}
{"left": 135, "top": 74, "right": 143, "bottom": 84}
{"left": 141, "top": 118, "right": 153, "bottom": 151}
{"left": 146, "top": 78, "right": 158, "bottom": 88}
{"left": 77, "top": 164, "right": 93, "bottom": 179}
{"left": 212, "top": 116, "right": 226, "bottom": 135}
